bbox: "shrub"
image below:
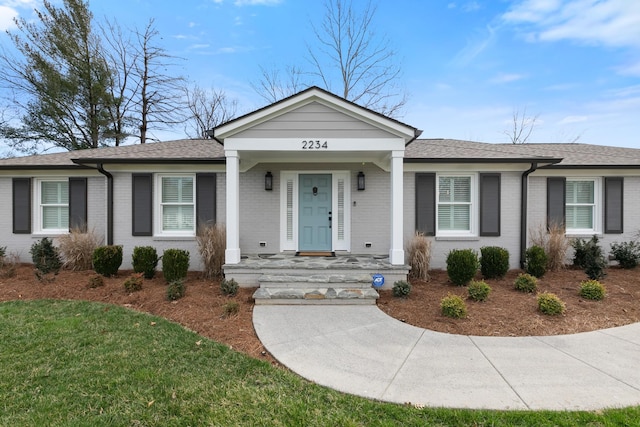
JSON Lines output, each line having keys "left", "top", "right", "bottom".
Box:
{"left": 92, "top": 245, "right": 123, "bottom": 277}
{"left": 440, "top": 293, "right": 467, "bottom": 318}
{"left": 220, "top": 278, "right": 239, "bottom": 296}
{"left": 132, "top": 246, "right": 159, "bottom": 279}
{"left": 480, "top": 246, "right": 509, "bottom": 279}
{"left": 610, "top": 241, "right": 640, "bottom": 269}
{"left": 468, "top": 280, "right": 491, "bottom": 302}
{"left": 57, "top": 227, "right": 102, "bottom": 271}
{"left": 167, "top": 279, "right": 186, "bottom": 301}
{"left": 162, "top": 249, "right": 190, "bottom": 283}
{"left": 87, "top": 275, "right": 105, "bottom": 289}
{"left": 0, "top": 246, "right": 5, "bottom": 259}
{"left": 222, "top": 301, "right": 240, "bottom": 317}
{"left": 525, "top": 245, "right": 548, "bottom": 278}
{"left": 123, "top": 273, "right": 143, "bottom": 293}
{"left": 446, "top": 249, "right": 479, "bottom": 286}
{"left": 529, "top": 222, "right": 570, "bottom": 271}
{"left": 30, "top": 237, "right": 62, "bottom": 280}
{"left": 0, "top": 248, "right": 18, "bottom": 279}
{"left": 579, "top": 279, "right": 606, "bottom": 301}
{"left": 196, "top": 223, "right": 226, "bottom": 280}
{"left": 537, "top": 292, "right": 566, "bottom": 315}
{"left": 407, "top": 233, "right": 431, "bottom": 281}
{"left": 514, "top": 273, "right": 538, "bottom": 293}
{"left": 572, "top": 236, "right": 607, "bottom": 280}
{"left": 392, "top": 280, "right": 412, "bottom": 298}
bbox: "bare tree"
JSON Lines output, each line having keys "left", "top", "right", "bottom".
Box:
{"left": 183, "top": 85, "right": 238, "bottom": 139}
{"left": 252, "top": 64, "right": 308, "bottom": 104}
{"left": 504, "top": 107, "right": 539, "bottom": 144}
{"left": 308, "top": 0, "right": 407, "bottom": 117}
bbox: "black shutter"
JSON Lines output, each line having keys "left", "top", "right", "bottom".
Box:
{"left": 132, "top": 173, "right": 153, "bottom": 236}
{"left": 415, "top": 173, "right": 435, "bottom": 236}
{"left": 547, "top": 177, "right": 566, "bottom": 229}
{"left": 68, "top": 177, "right": 87, "bottom": 232}
{"left": 196, "top": 173, "right": 216, "bottom": 229}
{"left": 604, "top": 177, "right": 623, "bottom": 234}
{"left": 480, "top": 173, "right": 501, "bottom": 236}
{"left": 12, "top": 178, "right": 31, "bottom": 234}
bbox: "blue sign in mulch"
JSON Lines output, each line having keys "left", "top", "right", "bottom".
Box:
{"left": 372, "top": 274, "right": 385, "bottom": 288}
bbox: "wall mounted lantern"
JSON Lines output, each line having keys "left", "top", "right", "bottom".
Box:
{"left": 265, "top": 171, "right": 273, "bottom": 191}
{"left": 357, "top": 171, "right": 365, "bottom": 191}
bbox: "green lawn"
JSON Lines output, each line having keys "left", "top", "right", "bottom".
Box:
{"left": 1, "top": 300, "right": 637, "bottom": 426}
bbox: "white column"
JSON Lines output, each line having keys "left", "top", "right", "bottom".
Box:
{"left": 389, "top": 150, "right": 405, "bottom": 265}
{"left": 225, "top": 150, "right": 241, "bottom": 264}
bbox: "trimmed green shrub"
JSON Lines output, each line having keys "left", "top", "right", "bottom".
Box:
{"left": 525, "top": 245, "right": 547, "bottom": 278}
{"left": 572, "top": 235, "right": 607, "bottom": 280}
{"left": 446, "top": 249, "right": 479, "bottom": 286}
{"left": 514, "top": 273, "right": 538, "bottom": 293}
{"left": 220, "top": 278, "right": 239, "bottom": 296}
{"left": 167, "top": 279, "right": 186, "bottom": 301}
{"left": 610, "top": 241, "right": 640, "bottom": 269}
{"left": 30, "top": 237, "right": 62, "bottom": 280}
{"left": 162, "top": 249, "right": 190, "bottom": 283}
{"left": 579, "top": 279, "right": 606, "bottom": 301}
{"left": 87, "top": 275, "right": 104, "bottom": 289}
{"left": 132, "top": 246, "right": 159, "bottom": 279}
{"left": 537, "top": 292, "right": 566, "bottom": 315}
{"left": 392, "top": 280, "right": 412, "bottom": 298}
{"left": 123, "top": 273, "right": 143, "bottom": 293}
{"left": 440, "top": 293, "right": 467, "bottom": 318}
{"left": 468, "top": 280, "right": 491, "bottom": 302}
{"left": 92, "top": 245, "right": 123, "bottom": 277}
{"left": 480, "top": 246, "right": 509, "bottom": 279}
{"left": 222, "top": 301, "right": 240, "bottom": 317}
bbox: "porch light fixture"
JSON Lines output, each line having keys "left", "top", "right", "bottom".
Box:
{"left": 357, "top": 171, "right": 365, "bottom": 191}
{"left": 265, "top": 171, "right": 273, "bottom": 191}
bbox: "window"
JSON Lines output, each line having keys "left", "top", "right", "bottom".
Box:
{"left": 159, "top": 175, "right": 195, "bottom": 234}
{"left": 437, "top": 175, "right": 474, "bottom": 234}
{"left": 38, "top": 179, "right": 69, "bottom": 232}
{"left": 566, "top": 179, "right": 599, "bottom": 233}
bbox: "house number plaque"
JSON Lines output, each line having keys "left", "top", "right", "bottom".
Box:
{"left": 301, "top": 140, "right": 328, "bottom": 149}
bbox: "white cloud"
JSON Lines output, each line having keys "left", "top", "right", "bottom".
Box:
{"left": 503, "top": 0, "right": 640, "bottom": 48}
{"left": 452, "top": 24, "right": 496, "bottom": 66}
{"left": 0, "top": 5, "right": 18, "bottom": 30}
{"left": 616, "top": 60, "right": 640, "bottom": 77}
{"left": 462, "top": 1, "right": 481, "bottom": 12}
{"left": 489, "top": 73, "right": 527, "bottom": 84}
{"left": 558, "top": 115, "right": 588, "bottom": 124}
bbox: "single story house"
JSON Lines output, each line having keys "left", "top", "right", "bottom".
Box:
{"left": 1, "top": 87, "right": 638, "bottom": 301}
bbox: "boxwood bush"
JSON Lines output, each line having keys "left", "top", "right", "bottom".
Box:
{"left": 446, "top": 249, "right": 479, "bottom": 286}
{"left": 579, "top": 279, "right": 606, "bottom": 301}
{"left": 440, "top": 293, "right": 467, "bottom": 318}
{"left": 480, "top": 246, "right": 509, "bottom": 279}
{"left": 525, "top": 245, "right": 547, "bottom": 278}
{"left": 392, "top": 280, "right": 412, "bottom": 298}
{"left": 537, "top": 292, "right": 566, "bottom": 315}
{"left": 162, "top": 249, "right": 189, "bottom": 283}
{"left": 132, "top": 246, "right": 159, "bottom": 279}
{"left": 92, "top": 245, "right": 123, "bottom": 277}
{"left": 514, "top": 273, "right": 538, "bottom": 293}
{"left": 468, "top": 279, "right": 491, "bottom": 302}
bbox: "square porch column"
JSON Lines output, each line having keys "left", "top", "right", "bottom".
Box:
{"left": 389, "top": 150, "right": 405, "bottom": 265}
{"left": 225, "top": 150, "right": 241, "bottom": 264}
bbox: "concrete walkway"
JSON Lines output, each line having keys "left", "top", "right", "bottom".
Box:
{"left": 253, "top": 305, "right": 640, "bottom": 411}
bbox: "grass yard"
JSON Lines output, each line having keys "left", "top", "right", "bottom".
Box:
{"left": 1, "top": 300, "right": 638, "bottom": 426}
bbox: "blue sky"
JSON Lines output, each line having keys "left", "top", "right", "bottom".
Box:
{"left": 1, "top": 0, "right": 639, "bottom": 148}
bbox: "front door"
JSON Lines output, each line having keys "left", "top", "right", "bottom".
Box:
{"left": 299, "top": 174, "right": 332, "bottom": 251}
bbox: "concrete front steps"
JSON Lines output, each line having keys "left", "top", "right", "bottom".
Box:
{"left": 253, "top": 273, "right": 379, "bottom": 305}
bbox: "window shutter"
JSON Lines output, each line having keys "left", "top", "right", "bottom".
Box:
{"left": 12, "top": 178, "right": 31, "bottom": 234}
{"left": 415, "top": 173, "right": 435, "bottom": 236}
{"left": 196, "top": 173, "right": 216, "bottom": 229}
{"left": 480, "top": 173, "right": 501, "bottom": 236}
{"left": 604, "top": 177, "right": 623, "bottom": 234}
{"left": 69, "top": 177, "right": 87, "bottom": 232}
{"left": 547, "top": 177, "right": 566, "bottom": 229}
{"left": 132, "top": 174, "right": 153, "bottom": 236}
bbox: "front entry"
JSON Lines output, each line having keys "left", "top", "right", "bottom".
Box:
{"left": 299, "top": 174, "right": 332, "bottom": 251}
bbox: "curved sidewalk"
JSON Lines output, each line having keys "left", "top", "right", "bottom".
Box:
{"left": 253, "top": 305, "right": 640, "bottom": 411}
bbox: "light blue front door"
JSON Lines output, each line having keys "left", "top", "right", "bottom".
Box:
{"left": 299, "top": 174, "right": 332, "bottom": 251}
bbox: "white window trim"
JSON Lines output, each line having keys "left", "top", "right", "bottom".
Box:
{"left": 155, "top": 173, "right": 196, "bottom": 237}
{"left": 565, "top": 177, "right": 601, "bottom": 235}
{"left": 33, "top": 178, "right": 68, "bottom": 235}
{"left": 436, "top": 173, "right": 477, "bottom": 237}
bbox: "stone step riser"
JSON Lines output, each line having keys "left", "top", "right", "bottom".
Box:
{"left": 253, "top": 286, "right": 379, "bottom": 305}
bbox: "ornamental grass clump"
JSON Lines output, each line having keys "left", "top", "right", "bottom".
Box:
{"left": 529, "top": 222, "right": 570, "bottom": 272}
{"left": 392, "top": 280, "right": 412, "bottom": 298}
{"left": 132, "top": 246, "right": 159, "bottom": 279}
{"left": 480, "top": 246, "right": 509, "bottom": 279}
{"left": 579, "top": 279, "right": 606, "bottom": 301}
{"left": 196, "top": 223, "right": 226, "bottom": 280}
{"left": 220, "top": 278, "right": 239, "bottom": 296}
{"left": 446, "top": 249, "right": 479, "bottom": 286}
{"left": 167, "top": 279, "right": 186, "bottom": 301}
{"left": 57, "top": 227, "right": 102, "bottom": 271}
{"left": 407, "top": 233, "right": 431, "bottom": 281}
{"left": 537, "top": 292, "right": 566, "bottom": 315}
{"left": 440, "top": 293, "right": 467, "bottom": 318}
{"left": 468, "top": 279, "right": 491, "bottom": 302}
{"left": 92, "top": 245, "right": 123, "bottom": 277}
{"left": 514, "top": 273, "right": 538, "bottom": 293}
{"left": 162, "top": 249, "right": 190, "bottom": 283}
